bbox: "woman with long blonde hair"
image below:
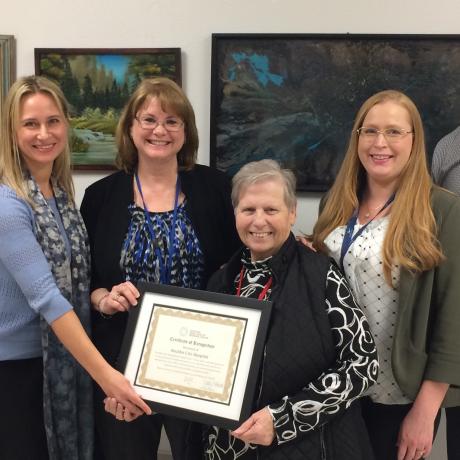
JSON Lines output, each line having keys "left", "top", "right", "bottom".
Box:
{"left": 0, "top": 76, "right": 150, "bottom": 460}
{"left": 313, "top": 90, "right": 460, "bottom": 460}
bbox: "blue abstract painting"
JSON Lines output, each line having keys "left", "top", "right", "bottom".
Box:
{"left": 210, "top": 34, "right": 460, "bottom": 191}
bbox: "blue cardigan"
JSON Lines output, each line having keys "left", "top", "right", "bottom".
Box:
{"left": 0, "top": 185, "right": 72, "bottom": 360}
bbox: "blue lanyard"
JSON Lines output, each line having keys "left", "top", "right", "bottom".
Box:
{"left": 134, "top": 172, "right": 181, "bottom": 285}
{"left": 340, "top": 194, "right": 395, "bottom": 270}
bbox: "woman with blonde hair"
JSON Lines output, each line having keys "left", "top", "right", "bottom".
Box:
{"left": 80, "top": 77, "right": 240, "bottom": 459}
{"left": 0, "top": 75, "right": 150, "bottom": 460}
{"left": 312, "top": 89, "right": 460, "bottom": 460}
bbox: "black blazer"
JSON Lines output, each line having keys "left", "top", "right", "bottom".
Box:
{"left": 80, "top": 164, "right": 241, "bottom": 364}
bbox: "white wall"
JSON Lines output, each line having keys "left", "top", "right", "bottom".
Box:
{"left": 3, "top": 0, "right": 460, "bottom": 232}
{"left": 2, "top": 0, "right": 456, "bottom": 456}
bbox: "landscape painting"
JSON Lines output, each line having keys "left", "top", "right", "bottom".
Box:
{"left": 210, "top": 34, "right": 460, "bottom": 191}
{"left": 35, "top": 48, "right": 181, "bottom": 169}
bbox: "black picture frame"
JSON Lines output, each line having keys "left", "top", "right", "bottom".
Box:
{"left": 35, "top": 47, "right": 181, "bottom": 170}
{"left": 118, "top": 282, "right": 272, "bottom": 430}
{"left": 210, "top": 33, "right": 460, "bottom": 191}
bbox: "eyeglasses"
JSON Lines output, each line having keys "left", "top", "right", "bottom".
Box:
{"left": 357, "top": 126, "right": 413, "bottom": 142}
{"left": 135, "top": 116, "right": 184, "bottom": 132}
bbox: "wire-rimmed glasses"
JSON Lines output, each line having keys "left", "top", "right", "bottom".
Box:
{"left": 357, "top": 126, "right": 413, "bottom": 142}
{"left": 135, "top": 115, "right": 184, "bottom": 132}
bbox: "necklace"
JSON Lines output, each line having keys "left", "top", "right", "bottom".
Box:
{"left": 340, "top": 193, "right": 395, "bottom": 270}
{"left": 363, "top": 203, "right": 385, "bottom": 219}
{"left": 362, "top": 197, "right": 394, "bottom": 219}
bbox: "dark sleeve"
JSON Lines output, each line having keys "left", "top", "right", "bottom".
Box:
{"left": 80, "top": 186, "right": 98, "bottom": 248}
{"left": 184, "top": 166, "right": 241, "bottom": 282}
{"left": 80, "top": 184, "right": 104, "bottom": 290}
{"left": 432, "top": 136, "right": 446, "bottom": 185}
{"left": 268, "top": 263, "right": 379, "bottom": 445}
{"left": 216, "top": 169, "right": 241, "bottom": 259}
{"left": 425, "top": 193, "right": 460, "bottom": 385}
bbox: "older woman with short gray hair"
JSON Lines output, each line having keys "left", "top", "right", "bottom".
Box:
{"left": 203, "top": 159, "right": 378, "bottom": 460}
{"left": 231, "top": 159, "right": 297, "bottom": 210}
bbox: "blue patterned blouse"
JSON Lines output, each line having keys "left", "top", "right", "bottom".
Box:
{"left": 120, "top": 201, "right": 204, "bottom": 287}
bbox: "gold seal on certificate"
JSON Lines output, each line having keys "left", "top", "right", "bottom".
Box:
{"left": 118, "top": 282, "right": 272, "bottom": 429}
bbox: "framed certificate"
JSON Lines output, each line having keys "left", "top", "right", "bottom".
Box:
{"left": 118, "top": 282, "right": 272, "bottom": 430}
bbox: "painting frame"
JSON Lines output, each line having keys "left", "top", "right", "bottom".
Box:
{"left": 35, "top": 47, "right": 182, "bottom": 170}
{"left": 0, "top": 35, "right": 16, "bottom": 112}
{"left": 210, "top": 33, "right": 460, "bottom": 191}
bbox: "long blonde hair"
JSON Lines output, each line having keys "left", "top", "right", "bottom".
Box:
{"left": 0, "top": 75, "right": 74, "bottom": 202}
{"left": 313, "top": 90, "right": 443, "bottom": 284}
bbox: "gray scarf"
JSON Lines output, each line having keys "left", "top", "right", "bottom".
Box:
{"left": 28, "top": 175, "right": 93, "bottom": 460}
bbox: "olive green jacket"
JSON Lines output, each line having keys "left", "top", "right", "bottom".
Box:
{"left": 394, "top": 187, "right": 460, "bottom": 407}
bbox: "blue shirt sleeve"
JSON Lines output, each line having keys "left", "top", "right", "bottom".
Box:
{"left": 0, "top": 186, "right": 73, "bottom": 324}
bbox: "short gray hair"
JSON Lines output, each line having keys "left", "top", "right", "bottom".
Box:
{"left": 231, "top": 159, "right": 297, "bottom": 209}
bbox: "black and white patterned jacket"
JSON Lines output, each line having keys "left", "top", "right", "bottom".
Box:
{"left": 204, "top": 233, "right": 378, "bottom": 460}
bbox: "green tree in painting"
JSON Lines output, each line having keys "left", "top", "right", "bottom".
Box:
{"left": 60, "top": 59, "right": 80, "bottom": 113}
{"left": 121, "top": 82, "right": 130, "bottom": 101}
{"left": 82, "top": 74, "right": 94, "bottom": 110}
{"left": 40, "top": 54, "right": 82, "bottom": 114}
{"left": 128, "top": 73, "right": 143, "bottom": 92}
{"left": 109, "top": 79, "right": 123, "bottom": 109}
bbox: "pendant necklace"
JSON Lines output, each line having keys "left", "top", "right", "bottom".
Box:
{"left": 340, "top": 193, "right": 395, "bottom": 270}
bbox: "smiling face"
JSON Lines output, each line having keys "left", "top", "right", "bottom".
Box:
{"left": 358, "top": 100, "right": 413, "bottom": 189}
{"left": 16, "top": 92, "right": 67, "bottom": 174}
{"left": 130, "top": 96, "right": 185, "bottom": 167}
{"left": 235, "top": 179, "right": 296, "bottom": 261}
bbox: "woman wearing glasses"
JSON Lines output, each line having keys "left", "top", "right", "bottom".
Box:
{"left": 80, "top": 77, "right": 240, "bottom": 460}
{"left": 311, "top": 90, "right": 460, "bottom": 460}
